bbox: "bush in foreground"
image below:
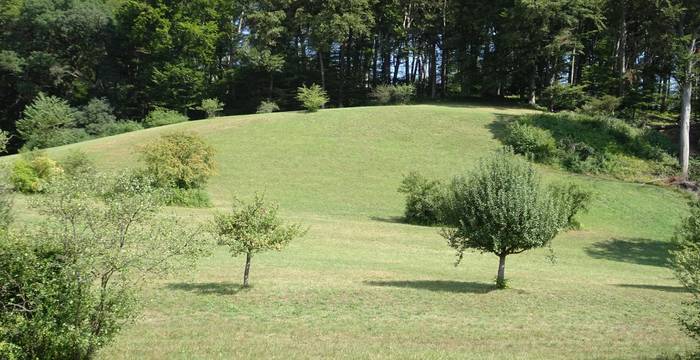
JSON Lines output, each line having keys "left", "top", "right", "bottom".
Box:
{"left": 296, "top": 84, "right": 329, "bottom": 112}
{"left": 212, "top": 195, "right": 306, "bottom": 287}
{"left": 10, "top": 152, "right": 63, "bottom": 193}
{"left": 398, "top": 172, "right": 444, "bottom": 225}
{"left": 672, "top": 200, "right": 700, "bottom": 342}
{"left": 440, "top": 149, "right": 572, "bottom": 288}
{"left": 0, "top": 174, "right": 210, "bottom": 358}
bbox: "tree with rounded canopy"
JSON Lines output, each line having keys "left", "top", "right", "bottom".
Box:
{"left": 441, "top": 149, "right": 570, "bottom": 288}
{"left": 212, "top": 195, "right": 306, "bottom": 287}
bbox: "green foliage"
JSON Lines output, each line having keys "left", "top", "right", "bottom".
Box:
{"left": 10, "top": 152, "right": 63, "bottom": 193}
{"left": 0, "top": 172, "right": 12, "bottom": 230}
{"left": 582, "top": 95, "right": 622, "bottom": 117}
{"left": 90, "top": 120, "right": 144, "bottom": 137}
{"left": 197, "top": 98, "right": 224, "bottom": 118}
{"left": 541, "top": 84, "right": 589, "bottom": 112}
{"left": 76, "top": 97, "right": 117, "bottom": 134}
{"left": 1, "top": 173, "right": 211, "bottom": 358}
{"left": 504, "top": 122, "right": 557, "bottom": 162}
{"left": 296, "top": 84, "right": 329, "bottom": 112}
{"left": 672, "top": 200, "right": 700, "bottom": 341}
{"left": 143, "top": 108, "right": 188, "bottom": 128}
{"left": 370, "top": 84, "right": 416, "bottom": 105}
{"left": 16, "top": 93, "right": 79, "bottom": 149}
{"left": 502, "top": 113, "right": 677, "bottom": 181}
{"left": 549, "top": 183, "right": 593, "bottom": 230}
{"left": 139, "top": 132, "right": 216, "bottom": 190}
{"left": 441, "top": 149, "right": 570, "bottom": 287}
{"left": 256, "top": 100, "right": 280, "bottom": 114}
{"left": 60, "top": 150, "right": 95, "bottom": 178}
{"left": 212, "top": 195, "right": 306, "bottom": 286}
{"left": 397, "top": 172, "right": 444, "bottom": 226}
{"left": 0, "top": 130, "right": 8, "bottom": 154}
{"left": 163, "top": 188, "right": 212, "bottom": 208}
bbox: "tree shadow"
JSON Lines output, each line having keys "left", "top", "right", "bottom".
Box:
{"left": 369, "top": 216, "right": 404, "bottom": 224}
{"left": 616, "top": 284, "right": 688, "bottom": 293}
{"left": 364, "top": 280, "right": 497, "bottom": 294}
{"left": 585, "top": 238, "right": 676, "bottom": 267}
{"left": 166, "top": 282, "right": 247, "bottom": 296}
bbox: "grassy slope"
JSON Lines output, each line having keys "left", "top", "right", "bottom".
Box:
{"left": 4, "top": 104, "right": 695, "bottom": 358}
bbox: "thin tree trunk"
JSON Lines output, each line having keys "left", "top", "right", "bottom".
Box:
{"left": 680, "top": 38, "right": 696, "bottom": 180}
{"left": 570, "top": 46, "right": 576, "bottom": 85}
{"left": 243, "top": 252, "right": 252, "bottom": 287}
{"left": 319, "top": 51, "right": 326, "bottom": 90}
{"left": 497, "top": 254, "right": 507, "bottom": 288}
{"left": 617, "top": 1, "right": 627, "bottom": 97}
{"left": 528, "top": 70, "right": 537, "bottom": 106}
{"left": 430, "top": 42, "right": 437, "bottom": 98}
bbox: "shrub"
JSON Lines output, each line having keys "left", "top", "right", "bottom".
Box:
{"left": 212, "top": 195, "right": 306, "bottom": 287}
{"left": 143, "top": 108, "right": 188, "bottom": 128}
{"left": 38, "top": 128, "right": 92, "bottom": 149}
{"left": 504, "top": 122, "right": 557, "bottom": 162}
{"left": 582, "top": 95, "right": 621, "bottom": 117}
{"left": 139, "top": 132, "right": 216, "bottom": 189}
{"left": 0, "top": 172, "right": 11, "bottom": 230}
{"left": 393, "top": 84, "right": 416, "bottom": 104}
{"left": 296, "top": 84, "right": 329, "bottom": 112}
{"left": 60, "top": 150, "right": 95, "bottom": 178}
{"left": 76, "top": 98, "right": 117, "bottom": 134}
{"left": 16, "top": 93, "right": 78, "bottom": 149}
{"left": 0, "top": 130, "right": 8, "bottom": 154}
{"left": 10, "top": 152, "right": 63, "bottom": 193}
{"left": 541, "top": 84, "right": 588, "bottom": 112}
{"left": 370, "top": 85, "right": 394, "bottom": 105}
{"left": 91, "top": 120, "right": 144, "bottom": 137}
{"left": 671, "top": 200, "right": 700, "bottom": 341}
{"left": 397, "top": 172, "right": 444, "bottom": 225}
{"left": 257, "top": 100, "right": 280, "bottom": 114}
{"left": 163, "top": 188, "right": 212, "bottom": 208}
{"left": 197, "top": 98, "right": 224, "bottom": 118}
{"left": 549, "top": 183, "right": 592, "bottom": 230}
{"left": 441, "top": 149, "right": 571, "bottom": 288}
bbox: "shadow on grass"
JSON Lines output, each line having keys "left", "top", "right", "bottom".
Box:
{"left": 585, "top": 238, "right": 676, "bottom": 267}
{"left": 369, "top": 216, "right": 404, "bottom": 224}
{"left": 166, "top": 282, "right": 247, "bottom": 296}
{"left": 364, "top": 280, "right": 496, "bottom": 294}
{"left": 616, "top": 284, "right": 688, "bottom": 293}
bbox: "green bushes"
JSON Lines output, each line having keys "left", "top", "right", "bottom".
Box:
{"left": 257, "top": 100, "right": 280, "bottom": 114}
{"left": 504, "top": 122, "right": 557, "bottom": 162}
{"left": 10, "top": 152, "right": 63, "bottom": 193}
{"left": 541, "top": 84, "right": 588, "bottom": 112}
{"left": 582, "top": 95, "right": 621, "bottom": 117}
{"left": 370, "top": 84, "right": 416, "bottom": 105}
{"left": 163, "top": 188, "right": 212, "bottom": 208}
{"left": 93, "top": 120, "right": 144, "bottom": 136}
{"left": 397, "top": 172, "right": 444, "bottom": 225}
{"left": 0, "top": 130, "right": 8, "bottom": 154}
{"left": 502, "top": 113, "right": 676, "bottom": 181}
{"left": 672, "top": 200, "right": 700, "bottom": 342}
{"left": 296, "top": 84, "right": 329, "bottom": 112}
{"left": 196, "top": 98, "right": 224, "bottom": 118}
{"left": 143, "top": 108, "right": 189, "bottom": 128}
{"left": 16, "top": 93, "right": 79, "bottom": 149}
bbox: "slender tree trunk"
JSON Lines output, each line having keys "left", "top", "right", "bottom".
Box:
{"left": 497, "top": 254, "right": 507, "bottom": 288}
{"left": 680, "top": 36, "right": 697, "bottom": 180}
{"left": 528, "top": 70, "right": 537, "bottom": 106}
{"left": 617, "top": 1, "right": 627, "bottom": 97}
{"left": 570, "top": 46, "right": 576, "bottom": 85}
{"left": 372, "top": 36, "right": 379, "bottom": 85}
{"left": 243, "top": 252, "right": 252, "bottom": 287}
{"left": 430, "top": 41, "right": 437, "bottom": 98}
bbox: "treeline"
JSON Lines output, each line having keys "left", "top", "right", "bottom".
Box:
{"left": 0, "top": 0, "right": 698, "bottom": 145}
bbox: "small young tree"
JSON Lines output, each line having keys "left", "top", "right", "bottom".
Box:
{"left": 296, "top": 84, "right": 329, "bottom": 112}
{"left": 197, "top": 98, "right": 225, "bottom": 118}
{"left": 139, "top": 132, "right": 216, "bottom": 189}
{"left": 16, "top": 93, "right": 79, "bottom": 149}
{"left": 672, "top": 199, "right": 700, "bottom": 341}
{"left": 441, "top": 150, "right": 570, "bottom": 288}
{"left": 212, "top": 195, "right": 306, "bottom": 287}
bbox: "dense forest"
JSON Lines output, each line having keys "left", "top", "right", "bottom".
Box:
{"left": 0, "top": 0, "right": 698, "bottom": 154}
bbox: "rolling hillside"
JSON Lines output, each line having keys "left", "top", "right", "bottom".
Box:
{"left": 3, "top": 104, "right": 694, "bottom": 358}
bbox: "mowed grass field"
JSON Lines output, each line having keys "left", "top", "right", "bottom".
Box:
{"left": 4, "top": 104, "right": 696, "bottom": 358}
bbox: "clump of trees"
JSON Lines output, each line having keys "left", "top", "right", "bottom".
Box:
{"left": 212, "top": 195, "right": 306, "bottom": 287}
{"left": 440, "top": 150, "right": 576, "bottom": 288}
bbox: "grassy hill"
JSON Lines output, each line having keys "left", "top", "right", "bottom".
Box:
{"left": 3, "top": 104, "right": 695, "bottom": 358}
